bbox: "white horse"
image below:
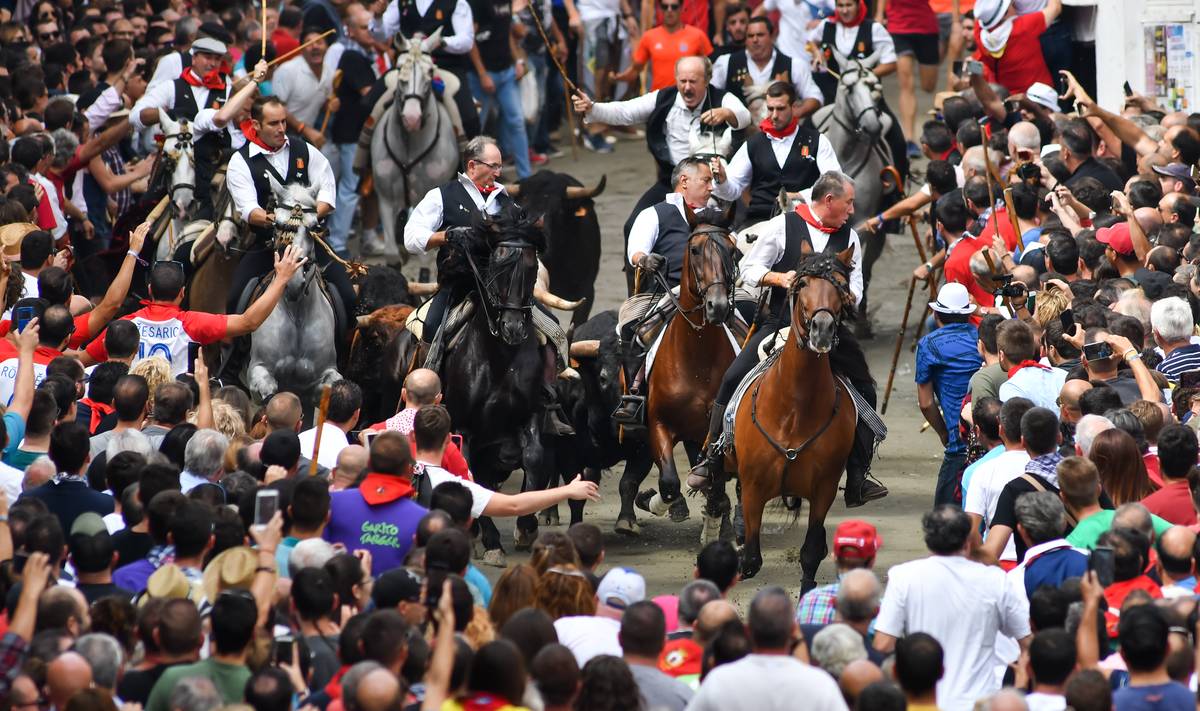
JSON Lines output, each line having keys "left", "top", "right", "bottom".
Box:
{"left": 247, "top": 180, "right": 340, "bottom": 400}
{"left": 373, "top": 29, "right": 459, "bottom": 271}
{"left": 153, "top": 113, "right": 198, "bottom": 261}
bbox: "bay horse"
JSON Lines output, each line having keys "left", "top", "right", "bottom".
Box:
{"left": 439, "top": 206, "right": 550, "bottom": 566}
{"left": 725, "top": 245, "right": 857, "bottom": 590}
{"left": 631, "top": 206, "right": 740, "bottom": 537}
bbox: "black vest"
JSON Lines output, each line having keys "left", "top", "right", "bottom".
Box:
{"left": 723, "top": 50, "right": 793, "bottom": 110}
{"left": 239, "top": 137, "right": 311, "bottom": 244}
{"left": 744, "top": 127, "right": 821, "bottom": 223}
{"left": 646, "top": 87, "right": 729, "bottom": 184}
{"left": 172, "top": 79, "right": 232, "bottom": 212}
{"left": 399, "top": 0, "right": 467, "bottom": 70}
{"left": 650, "top": 202, "right": 691, "bottom": 288}
{"left": 435, "top": 179, "right": 514, "bottom": 263}
{"left": 815, "top": 21, "right": 876, "bottom": 104}
{"left": 766, "top": 212, "right": 852, "bottom": 323}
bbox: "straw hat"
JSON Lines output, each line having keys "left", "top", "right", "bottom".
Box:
{"left": 141, "top": 564, "right": 195, "bottom": 605}
{"left": 202, "top": 546, "right": 259, "bottom": 603}
{"left": 0, "top": 223, "right": 39, "bottom": 259}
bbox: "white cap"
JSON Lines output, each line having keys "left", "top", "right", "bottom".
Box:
{"left": 191, "top": 37, "right": 227, "bottom": 56}
{"left": 929, "top": 282, "right": 975, "bottom": 315}
{"left": 596, "top": 567, "right": 646, "bottom": 609}
{"left": 1025, "top": 82, "right": 1060, "bottom": 112}
{"left": 974, "top": 0, "right": 1013, "bottom": 30}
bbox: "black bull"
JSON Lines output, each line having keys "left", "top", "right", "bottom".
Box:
{"left": 509, "top": 170, "right": 605, "bottom": 328}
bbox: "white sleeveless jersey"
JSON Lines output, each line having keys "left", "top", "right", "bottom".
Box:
{"left": 130, "top": 313, "right": 192, "bottom": 377}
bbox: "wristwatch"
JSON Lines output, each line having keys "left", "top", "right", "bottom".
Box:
{"left": 1123, "top": 348, "right": 1141, "bottom": 363}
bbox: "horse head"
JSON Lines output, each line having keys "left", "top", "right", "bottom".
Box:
{"left": 268, "top": 177, "right": 321, "bottom": 289}
{"left": 478, "top": 205, "right": 544, "bottom": 346}
{"left": 689, "top": 123, "right": 733, "bottom": 161}
{"left": 833, "top": 52, "right": 885, "bottom": 140}
{"left": 394, "top": 29, "right": 441, "bottom": 133}
{"left": 790, "top": 243, "right": 855, "bottom": 354}
{"left": 158, "top": 113, "right": 196, "bottom": 216}
{"left": 682, "top": 203, "right": 738, "bottom": 324}
{"left": 742, "top": 83, "right": 770, "bottom": 126}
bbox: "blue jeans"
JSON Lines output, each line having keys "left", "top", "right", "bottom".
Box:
{"left": 326, "top": 141, "right": 357, "bottom": 257}
{"left": 469, "top": 65, "right": 532, "bottom": 179}
{"left": 935, "top": 448, "right": 967, "bottom": 507}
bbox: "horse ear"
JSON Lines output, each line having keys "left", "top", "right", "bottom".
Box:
{"left": 683, "top": 201, "right": 698, "bottom": 229}
{"left": 396, "top": 33, "right": 410, "bottom": 53}
{"left": 829, "top": 46, "right": 849, "bottom": 70}
{"left": 420, "top": 27, "right": 443, "bottom": 53}
{"left": 863, "top": 49, "right": 881, "bottom": 68}
{"left": 836, "top": 245, "right": 854, "bottom": 266}
{"left": 720, "top": 199, "right": 735, "bottom": 227}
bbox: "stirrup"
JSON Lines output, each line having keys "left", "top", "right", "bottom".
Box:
{"left": 612, "top": 394, "right": 646, "bottom": 429}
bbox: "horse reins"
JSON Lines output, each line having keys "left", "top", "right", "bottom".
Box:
{"left": 462, "top": 239, "right": 536, "bottom": 339}
{"left": 381, "top": 57, "right": 443, "bottom": 204}
{"left": 650, "top": 226, "right": 738, "bottom": 331}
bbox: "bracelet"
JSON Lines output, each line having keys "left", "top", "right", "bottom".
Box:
{"left": 924, "top": 261, "right": 933, "bottom": 270}
{"left": 876, "top": 212, "right": 885, "bottom": 224}
{"left": 255, "top": 565, "right": 276, "bottom": 574}
{"left": 1123, "top": 348, "right": 1141, "bottom": 363}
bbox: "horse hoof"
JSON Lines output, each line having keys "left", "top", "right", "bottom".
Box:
{"left": 740, "top": 556, "right": 762, "bottom": 580}
{"left": 539, "top": 507, "right": 560, "bottom": 526}
{"left": 514, "top": 527, "right": 537, "bottom": 552}
{"left": 481, "top": 549, "right": 508, "bottom": 568}
{"left": 614, "top": 518, "right": 640, "bottom": 537}
{"left": 668, "top": 497, "right": 690, "bottom": 523}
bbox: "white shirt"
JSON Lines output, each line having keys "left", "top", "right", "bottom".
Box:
{"left": 419, "top": 462, "right": 494, "bottom": 517}
{"left": 999, "top": 365, "right": 1067, "bottom": 411}
{"left": 274, "top": 55, "right": 331, "bottom": 127}
{"left": 84, "top": 85, "right": 125, "bottom": 131}
{"left": 32, "top": 173, "right": 65, "bottom": 240}
{"left": 586, "top": 89, "right": 752, "bottom": 167}
{"left": 148, "top": 51, "right": 185, "bottom": 89}
{"left": 226, "top": 138, "right": 337, "bottom": 222}
{"left": 191, "top": 108, "right": 247, "bottom": 150}
{"left": 875, "top": 555, "right": 1031, "bottom": 711}
{"left": 626, "top": 192, "right": 709, "bottom": 267}
{"left": 1024, "top": 692, "right": 1066, "bottom": 711}
{"left": 553, "top": 615, "right": 622, "bottom": 665}
{"left": 738, "top": 211, "right": 864, "bottom": 304}
{"left": 575, "top": 0, "right": 621, "bottom": 23}
{"left": 686, "top": 654, "right": 848, "bottom": 711}
{"left": 404, "top": 174, "right": 512, "bottom": 255}
{"left": 382, "top": 0, "right": 475, "bottom": 54}
{"left": 963, "top": 449, "right": 1030, "bottom": 563}
{"left": 806, "top": 19, "right": 898, "bottom": 65}
{"left": 0, "top": 461, "right": 21, "bottom": 505}
{"left": 712, "top": 126, "right": 840, "bottom": 203}
{"left": 297, "top": 422, "right": 351, "bottom": 471}
{"left": 710, "top": 49, "right": 825, "bottom": 106}
{"left": 130, "top": 76, "right": 230, "bottom": 131}
{"left": 103, "top": 511, "right": 125, "bottom": 534}
{"left": 179, "top": 470, "right": 212, "bottom": 494}
{"left": 760, "top": 0, "right": 833, "bottom": 62}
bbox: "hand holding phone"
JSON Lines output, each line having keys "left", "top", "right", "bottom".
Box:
{"left": 254, "top": 489, "right": 280, "bottom": 530}
{"left": 1089, "top": 545, "right": 1115, "bottom": 588}
{"left": 1059, "top": 309, "right": 1074, "bottom": 335}
{"left": 965, "top": 60, "right": 983, "bottom": 76}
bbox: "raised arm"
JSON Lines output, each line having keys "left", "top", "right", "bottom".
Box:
{"left": 211, "top": 61, "right": 267, "bottom": 128}
{"left": 1061, "top": 70, "right": 1157, "bottom": 157}
{"left": 225, "top": 247, "right": 306, "bottom": 337}
{"left": 87, "top": 219, "right": 148, "bottom": 335}
{"left": 9, "top": 319, "right": 40, "bottom": 422}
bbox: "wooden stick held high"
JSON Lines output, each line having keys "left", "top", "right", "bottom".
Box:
{"left": 269, "top": 29, "right": 336, "bottom": 67}
{"left": 310, "top": 384, "right": 333, "bottom": 475}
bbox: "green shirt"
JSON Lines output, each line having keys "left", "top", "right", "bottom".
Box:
{"left": 969, "top": 362, "right": 1007, "bottom": 402}
{"left": 1066, "top": 509, "right": 1172, "bottom": 550}
{"left": 146, "top": 657, "right": 252, "bottom": 711}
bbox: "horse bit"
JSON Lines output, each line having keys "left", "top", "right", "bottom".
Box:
{"left": 653, "top": 227, "right": 738, "bottom": 331}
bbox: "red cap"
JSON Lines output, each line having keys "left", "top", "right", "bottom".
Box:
{"left": 833, "top": 520, "right": 881, "bottom": 559}
{"left": 1096, "top": 222, "right": 1134, "bottom": 256}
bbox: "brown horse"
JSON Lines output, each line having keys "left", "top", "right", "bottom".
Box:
{"left": 630, "top": 208, "right": 740, "bottom": 529}
{"left": 725, "top": 245, "right": 857, "bottom": 592}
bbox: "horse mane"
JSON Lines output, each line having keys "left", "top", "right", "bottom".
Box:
{"left": 473, "top": 203, "right": 547, "bottom": 252}
{"left": 791, "top": 252, "right": 855, "bottom": 315}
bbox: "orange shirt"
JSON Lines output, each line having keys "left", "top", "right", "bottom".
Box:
{"left": 633, "top": 25, "right": 714, "bottom": 90}
{"left": 928, "top": 0, "right": 974, "bottom": 13}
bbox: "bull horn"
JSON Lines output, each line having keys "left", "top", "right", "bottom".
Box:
{"left": 565, "top": 175, "right": 607, "bottom": 200}
{"left": 407, "top": 282, "right": 439, "bottom": 296}
{"left": 357, "top": 315, "right": 372, "bottom": 327}
{"left": 569, "top": 339, "right": 600, "bottom": 358}
{"left": 506, "top": 182, "right": 520, "bottom": 198}
{"left": 535, "top": 284, "right": 587, "bottom": 310}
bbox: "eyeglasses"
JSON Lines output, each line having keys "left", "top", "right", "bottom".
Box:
{"left": 661, "top": 3, "right": 681, "bottom": 9}
{"left": 38, "top": 30, "right": 60, "bottom": 41}
{"left": 472, "top": 159, "right": 502, "bottom": 172}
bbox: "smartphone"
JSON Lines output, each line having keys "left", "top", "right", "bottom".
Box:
{"left": 1090, "top": 545, "right": 1115, "bottom": 588}
{"left": 14, "top": 306, "right": 34, "bottom": 333}
{"left": 187, "top": 342, "right": 201, "bottom": 374}
{"left": 965, "top": 60, "right": 984, "bottom": 76}
{"left": 1180, "top": 370, "right": 1200, "bottom": 389}
{"left": 254, "top": 489, "right": 280, "bottom": 529}
{"left": 1082, "top": 341, "right": 1113, "bottom": 362}
{"left": 362, "top": 429, "right": 380, "bottom": 446}
{"left": 274, "top": 636, "right": 294, "bottom": 666}
{"left": 952, "top": 60, "right": 964, "bottom": 76}
{"left": 425, "top": 568, "right": 447, "bottom": 610}
{"left": 1059, "top": 309, "right": 1074, "bottom": 335}
{"left": 1124, "top": 81, "right": 1134, "bottom": 97}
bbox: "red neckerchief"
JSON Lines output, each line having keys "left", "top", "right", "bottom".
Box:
{"left": 759, "top": 116, "right": 799, "bottom": 140}
{"left": 325, "top": 665, "right": 348, "bottom": 700}
{"left": 1007, "top": 360, "right": 1050, "bottom": 378}
{"left": 240, "top": 120, "right": 283, "bottom": 153}
{"left": 457, "top": 694, "right": 516, "bottom": 711}
{"left": 835, "top": 0, "right": 868, "bottom": 26}
{"left": 359, "top": 472, "right": 415, "bottom": 504}
{"left": 476, "top": 182, "right": 498, "bottom": 196}
{"left": 938, "top": 143, "right": 957, "bottom": 161}
{"left": 795, "top": 203, "right": 837, "bottom": 234}
{"left": 180, "top": 66, "right": 226, "bottom": 91}
{"left": 79, "top": 398, "right": 114, "bottom": 434}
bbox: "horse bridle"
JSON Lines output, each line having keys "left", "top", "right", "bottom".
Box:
{"left": 158, "top": 124, "right": 196, "bottom": 199}
{"left": 464, "top": 239, "right": 537, "bottom": 339}
{"left": 787, "top": 258, "right": 852, "bottom": 353}
{"left": 382, "top": 55, "right": 442, "bottom": 203}
{"left": 652, "top": 226, "right": 738, "bottom": 331}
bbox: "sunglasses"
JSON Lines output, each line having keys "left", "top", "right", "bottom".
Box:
{"left": 38, "top": 30, "right": 60, "bottom": 41}
{"left": 661, "top": 3, "right": 681, "bottom": 8}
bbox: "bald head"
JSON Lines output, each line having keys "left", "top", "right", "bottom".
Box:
{"left": 1163, "top": 111, "right": 1189, "bottom": 129}
{"left": 1059, "top": 379, "right": 1093, "bottom": 424}
{"left": 265, "top": 392, "right": 303, "bottom": 432}
{"left": 402, "top": 368, "right": 442, "bottom": 407}
{"left": 1008, "top": 121, "right": 1041, "bottom": 156}
{"left": 694, "top": 599, "right": 739, "bottom": 645}
{"left": 334, "top": 444, "right": 368, "bottom": 488}
{"left": 1160, "top": 525, "right": 1196, "bottom": 562}
{"left": 986, "top": 689, "right": 1031, "bottom": 711}
{"left": 1136, "top": 207, "right": 1165, "bottom": 234}
{"left": 1114, "top": 502, "right": 1155, "bottom": 541}
{"left": 46, "top": 652, "right": 93, "bottom": 710}
{"left": 839, "top": 659, "right": 884, "bottom": 706}
{"left": 355, "top": 668, "right": 402, "bottom": 711}
{"left": 836, "top": 569, "right": 882, "bottom": 624}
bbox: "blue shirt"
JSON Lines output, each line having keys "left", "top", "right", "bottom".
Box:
{"left": 961, "top": 444, "right": 1004, "bottom": 498}
{"left": 1157, "top": 343, "right": 1200, "bottom": 384}
{"left": 1112, "top": 682, "right": 1193, "bottom": 711}
{"left": 916, "top": 322, "right": 982, "bottom": 453}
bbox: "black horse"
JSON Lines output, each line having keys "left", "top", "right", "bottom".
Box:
{"left": 439, "top": 206, "right": 552, "bottom": 561}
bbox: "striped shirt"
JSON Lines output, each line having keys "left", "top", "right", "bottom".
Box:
{"left": 1157, "top": 343, "right": 1200, "bottom": 384}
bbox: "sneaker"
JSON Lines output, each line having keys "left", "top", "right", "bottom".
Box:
{"left": 544, "top": 144, "right": 566, "bottom": 158}
{"left": 583, "top": 132, "right": 613, "bottom": 154}
{"left": 906, "top": 140, "right": 921, "bottom": 159}
{"left": 529, "top": 150, "right": 549, "bottom": 166}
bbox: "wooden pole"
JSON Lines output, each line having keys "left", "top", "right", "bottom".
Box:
{"left": 269, "top": 29, "right": 336, "bottom": 67}
{"left": 882, "top": 275, "right": 919, "bottom": 415}
{"left": 261, "top": 0, "right": 268, "bottom": 57}
{"left": 319, "top": 70, "right": 342, "bottom": 136}
{"left": 309, "top": 384, "right": 332, "bottom": 475}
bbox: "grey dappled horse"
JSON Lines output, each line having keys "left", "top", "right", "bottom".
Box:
{"left": 154, "top": 113, "right": 198, "bottom": 261}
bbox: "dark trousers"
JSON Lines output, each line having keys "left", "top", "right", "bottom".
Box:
{"left": 935, "top": 449, "right": 967, "bottom": 507}
{"left": 446, "top": 66, "right": 482, "bottom": 138}
{"left": 623, "top": 179, "right": 672, "bottom": 292}
{"left": 226, "top": 245, "right": 356, "bottom": 319}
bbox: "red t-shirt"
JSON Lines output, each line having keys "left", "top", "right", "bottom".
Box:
{"left": 1141, "top": 480, "right": 1197, "bottom": 526}
{"left": 942, "top": 234, "right": 994, "bottom": 316}
{"left": 1104, "top": 576, "right": 1162, "bottom": 638}
{"left": 86, "top": 302, "right": 228, "bottom": 376}
{"left": 1144, "top": 453, "right": 1163, "bottom": 489}
{"left": 29, "top": 179, "right": 57, "bottom": 232}
{"left": 0, "top": 312, "right": 93, "bottom": 350}
{"left": 886, "top": 0, "right": 938, "bottom": 34}
{"left": 658, "top": 638, "right": 703, "bottom": 678}
{"left": 272, "top": 29, "right": 301, "bottom": 59}
{"left": 368, "top": 412, "right": 472, "bottom": 480}
{"left": 977, "top": 207, "right": 1021, "bottom": 255}
{"left": 634, "top": 25, "right": 714, "bottom": 91}
{"left": 974, "top": 12, "right": 1051, "bottom": 95}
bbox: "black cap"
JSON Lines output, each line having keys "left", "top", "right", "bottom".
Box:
{"left": 261, "top": 429, "right": 301, "bottom": 470}
{"left": 197, "top": 21, "right": 234, "bottom": 46}
{"left": 372, "top": 568, "right": 424, "bottom": 608}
